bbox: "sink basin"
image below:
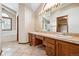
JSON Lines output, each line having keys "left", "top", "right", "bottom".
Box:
{"left": 61, "top": 33, "right": 69, "bottom": 36}
{"left": 42, "top": 32, "right": 62, "bottom": 35}
{"left": 62, "top": 33, "right": 79, "bottom": 37}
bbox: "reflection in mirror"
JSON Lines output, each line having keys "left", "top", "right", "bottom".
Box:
{"left": 57, "top": 15, "right": 68, "bottom": 33}
{"left": 42, "top": 17, "right": 50, "bottom": 31}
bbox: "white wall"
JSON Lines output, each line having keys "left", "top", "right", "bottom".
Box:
{"left": 35, "top": 15, "right": 43, "bottom": 32}
{"left": 18, "top": 4, "right": 35, "bottom": 43}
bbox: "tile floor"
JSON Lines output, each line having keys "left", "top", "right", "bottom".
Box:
{"left": 1, "top": 41, "right": 46, "bottom": 56}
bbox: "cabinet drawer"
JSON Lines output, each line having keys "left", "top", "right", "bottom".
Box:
{"left": 45, "top": 37, "right": 55, "bottom": 44}
{"left": 45, "top": 42, "right": 55, "bottom": 49}
{"left": 46, "top": 47, "right": 55, "bottom": 56}
{"left": 35, "top": 35, "right": 43, "bottom": 40}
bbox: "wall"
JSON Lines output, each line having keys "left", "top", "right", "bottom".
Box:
{"left": 25, "top": 6, "right": 35, "bottom": 42}
{"left": 34, "top": 4, "right": 44, "bottom": 32}
{"left": 2, "top": 9, "right": 17, "bottom": 42}
{"left": 18, "top": 4, "right": 35, "bottom": 43}
{"left": 35, "top": 15, "right": 43, "bottom": 32}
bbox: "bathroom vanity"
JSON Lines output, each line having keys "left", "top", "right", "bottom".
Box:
{"left": 28, "top": 32, "right": 79, "bottom": 56}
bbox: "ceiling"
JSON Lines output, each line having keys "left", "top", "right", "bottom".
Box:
{"left": 2, "top": 3, "right": 43, "bottom": 12}
{"left": 30, "top": 3, "right": 41, "bottom": 11}
{"left": 2, "top": 3, "right": 18, "bottom": 12}
{"left": 25, "top": 3, "right": 43, "bottom": 12}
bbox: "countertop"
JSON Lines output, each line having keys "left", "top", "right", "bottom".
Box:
{"left": 29, "top": 32, "right": 79, "bottom": 45}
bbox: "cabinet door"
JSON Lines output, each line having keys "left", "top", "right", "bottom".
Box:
{"left": 68, "top": 44, "right": 79, "bottom": 56}
{"left": 56, "top": 41, "right": 69, "bottom": 56}
{"left": 56, "top": 41, "right": 79, "bottom": 56}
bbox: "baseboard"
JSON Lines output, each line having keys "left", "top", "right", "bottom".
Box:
{"left": 18, "top": 42, "right": 29, "bottom": 44}
{"left": 0, "top": 50, "right": 2, "bottom": 56}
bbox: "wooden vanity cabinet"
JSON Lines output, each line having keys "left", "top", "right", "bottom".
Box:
{"left": 56, "top": 41, "right": 79, "bottom": 56}
{"left": 28, "top": 33, "right": 79, "bottom": 56}
{"left": 44, "top": 37, "right": 56, "bottom": 56}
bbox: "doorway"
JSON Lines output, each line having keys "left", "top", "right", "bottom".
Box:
{"left": 57, "top": 15, "right": 68, "bottom": 33}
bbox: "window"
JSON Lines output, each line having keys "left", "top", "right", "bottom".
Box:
{"left": 2, "top": 13, "right": 12, "bottom": 31}
{"left": 2, "top": 13, "right": 9, "bottom": 17}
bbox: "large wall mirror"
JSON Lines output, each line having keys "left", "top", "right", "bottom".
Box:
{"left": 41, "top": 3, "right": 79, "bottom": 34}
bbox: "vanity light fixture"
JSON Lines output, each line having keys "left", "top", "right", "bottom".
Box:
{"left": 39, "top": 3, "right": 60, "bottom": 15}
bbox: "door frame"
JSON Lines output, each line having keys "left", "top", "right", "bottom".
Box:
{"left": 17, "top": 16, "right": 19, "bottom": 42}
{"left": 56, "top": 15, "right": 68, "bottom": 32}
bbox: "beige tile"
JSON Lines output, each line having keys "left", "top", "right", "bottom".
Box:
{"left": 1, "top": 41, "right": 47, "bottom": 56}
